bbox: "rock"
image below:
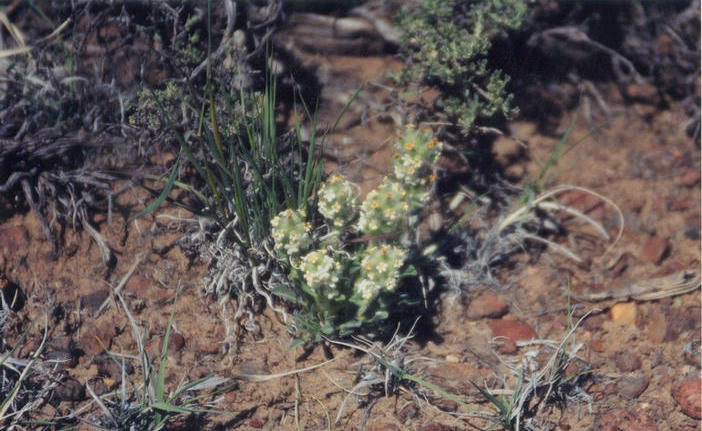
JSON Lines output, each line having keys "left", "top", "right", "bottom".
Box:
{"left": 664, "top": 306, "right": 701, "bottom": 342}
{"left": 583, "top": 314, "right": 604, "bottom": 331}
{"left": 682, "top": 338, "right": 701, "bottom": 366}
{"left": 679, "top": 169, "right": 700, "bottom": 187}
{"left": 369, "top": 423, "right": 401, "bottom": 431}
{"left": 624, "top": 83, "right": 660, "bottom": 104}
{"left": 466, "top": 292, "right": 509, "bottom": 320}
{"left": 0, "top": 225, "right": 29, "bottom": 260}
{"left": 94, "top": 353, "right": 134, "bottom": 378}
{"left": 616, "top": 372, "right": 649, "bottom": 399}
{"left": 160, "top": 332, "right": 186, "bottom": 355}
{"left": 591, "top": 339, "right": 606, "bottom": 353}
{"left": 596, "top": 408, "right": 658, "bottom": 431}
{"left": 418, "top": 423, "right": 450, "bottom": 431}
{"left": 81, "top": 319, "right": 118, "bottom": 356}
{"left": 445, "top": 354, "right": 460, "bottom": 363}
{"left": 397, "top": 403, "right": 422, "bottom": 422}
{"left": 55, "top": 377, "right": 85, "bottom": 402}
{"left": 615, "top": 351, "right": 642, "bottom": 372}
{"left": 487, "top": 319, "right": 537, "bottom": 354}
{"left": 82, "top": 288, "right": 110, "bottom": 317}
{"left": 641, "top": 235, "right": 670, "bottom": 264}
{"left": 248, "top": 418, "right": 265, "bottom": 428}
{"left": 672, "top": 378, "right": 702, "bottom": 419}
{"left": 425, "top": 363, "right": 477, "bottom": 395}
{"left": 610, "top": 302, "right": 637, "bottom": 324}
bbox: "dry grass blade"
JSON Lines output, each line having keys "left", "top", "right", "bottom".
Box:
{"left": 231, "top": 358, "right": 337, "bottom": 382}
{"left": 498, "top": 185, "right": 624, "bottom": 262}
{"left": 574, "top": 269, "right": 701, "bottom": 302}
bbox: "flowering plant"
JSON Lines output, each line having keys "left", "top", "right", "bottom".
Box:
{"left": 271, "top": 126, "right": 442, "bottom": 341}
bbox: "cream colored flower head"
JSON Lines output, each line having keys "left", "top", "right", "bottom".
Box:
{"left": 354, "top": 245, "right": 407, "bottom": 300}
{"left": 301, "top": 249, "right": 341, "bottom": 299}
{"left": 318, "top": 175, "right": 358, "bottom": 227}
{"left": 270, "top": 209, "right": 312, "bottom": 257}
{"left": 356, "top": 245, "right": 407, "bottom": 300}
{"left": 357, "top": 178, "right": 409, "bottom": 235}
{"left": 393, "top": 126, "right": 442, "bottom": 185}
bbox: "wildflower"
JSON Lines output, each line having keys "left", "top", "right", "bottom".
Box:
{"left": 354, "top": 245, "right": 407, "bottom": 300}
{"left": 317, "top": 175, "right": 358, "bottom": 227}
{"left": 392, "top": 127, "right": 442, "bottom": 186}
{"left": 357, "top": 178, "right": 409, "bottom": 235}
{"left": 270, "top": 209, "right": 311, "bottom": 257}
{"left": 301, "top": 249, "right": 341, "bottom": 299}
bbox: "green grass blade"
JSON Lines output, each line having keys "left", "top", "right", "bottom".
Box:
{"left": 128, "top": 157, "right": 180, "bottom": 224}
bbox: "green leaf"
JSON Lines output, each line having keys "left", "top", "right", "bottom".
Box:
{"left": 271, "top": 284, "right": 305, "bottom": 305}
{"left": 128, "top": 157, "right": 180, "bottom": 225}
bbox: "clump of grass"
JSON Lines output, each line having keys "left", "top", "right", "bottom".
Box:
{"left": 83, "top": 289, "right": 235, "bottom": 430}
{"left": 474, "top": 310, "right": 593, "bottom": 430}
{"left": 0, "top": 307, "right": 58, "bottom": 429}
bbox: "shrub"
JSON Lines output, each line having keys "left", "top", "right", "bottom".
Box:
{"left": 394, "top": 0, "right": 530, "bottom": 134}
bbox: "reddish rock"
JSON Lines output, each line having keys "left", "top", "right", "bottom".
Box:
{"left": 0, "top": 225, "right": 29, "bottom": 259}
{"left": 369, "top": 423, "right": 401, "bottom": 431}
{"left": 466, "top": 292, "right": 509, "bottom": 320}
{"left": 597, "top": 409, "right": 658, "bottom": 431}
{"left": 125, "top": 274, "right": 151, "bottom": 297}
{"left": 487, "top": 319, "right": 537, "bottom": 354}
{"left": 641, "top": 235, "right": 669, "bottom": 264}
{"left": 679, "top": 169, "right": 700, "bottom": 187}
{"left": 672, "top": 378, "right": 702, "bottom": 419}
{"left": 591, "top": 339, "right": 606, "bottom": 353}
{"left": 615, "top": 351, "right": 642, "bottom": 372}
{"left": 248, "top": 418, "right": 264, "bottom": 428}
{"left": 159, "top": 332, "right": 186, "bottom": 355}
{"left": 81, "top": 319, "right": 118, "bottom": 356}
{"left": 418, "top": 423, "right": 450, "bottom": 431}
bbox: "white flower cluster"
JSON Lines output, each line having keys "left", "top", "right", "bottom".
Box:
{"left": 354, "top": 245, "right": 407, "bottom": 300}
{"left": 301, "top": 249, "right": 341, "bottom": 299}
{"left": 393, "top": 125, "right": 442, "bottom": 187}
{"left": 270, "top": 209, "right": 311, "bottom": 257}
{"left": 318, "top": 175, "right": 358, "bottom": 227}
{"left": 357, "top": 178, "right": 409, "bottom": 235}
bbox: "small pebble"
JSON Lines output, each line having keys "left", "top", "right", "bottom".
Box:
{"left": 610, "top": 302, "right": 637, "bottom": 324}
{"left": 682, "top": 338, "right": 701, "bottom": 366}
{"left": 615, "top": 351, "right": 642, "bottom": 372}
{"left": 616, "top": 372, "right": 649, "bottom": 399}
{"left": 641, "top": 235, "right": 670, "bottom": 264}
{"left": 465, "top": 292, "right": 509, "bottom": 320}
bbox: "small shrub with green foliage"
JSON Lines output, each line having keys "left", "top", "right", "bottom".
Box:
{"left": 272, "top": 126, "right": 442, "bottom": 342}
{"left": 394, "top": 0, "right": 530, "bottom": 134}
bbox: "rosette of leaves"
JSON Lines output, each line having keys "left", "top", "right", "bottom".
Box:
{"left": 272, "top": 127, "right": 443, "bottom": 343}
{"left": 394, "top": 0, "right": 530, "bottom": 134}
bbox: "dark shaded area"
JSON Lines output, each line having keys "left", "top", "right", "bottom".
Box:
{"left": 488, "top": 0, "right": 700, "bottom": 136}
